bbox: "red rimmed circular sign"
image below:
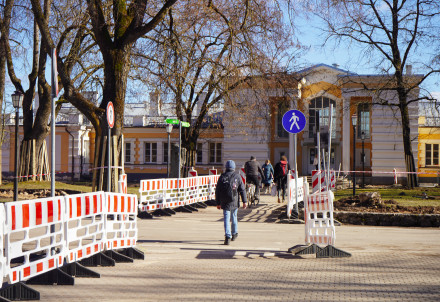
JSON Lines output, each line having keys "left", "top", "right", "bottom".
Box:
{"left": 107, "top": 102, "right": 115, "bottom": 128}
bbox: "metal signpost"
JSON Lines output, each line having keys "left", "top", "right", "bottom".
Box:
{"left": 282, "top": 109, "right": 306, "bottom": 215}
{"left": 166, "top": 119, "right": 190, "bottom": 179}
{"left": 107, "top": 102, "right": 115, "bottom": 192}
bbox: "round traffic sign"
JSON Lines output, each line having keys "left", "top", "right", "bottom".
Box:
{"left": 282, "top": 109, "right": 306, "bottom": 134}
{"left": 107, "top": 102, "right": 115, "bottom": 128}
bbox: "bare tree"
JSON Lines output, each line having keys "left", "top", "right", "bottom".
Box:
{"left": 134, "top": 0, "right": 297, "bottom": 176}
{"left": 306, "top": 0, "right": 440, "bottom": 187}
{"left": 31, "top": 0, "right": 178, "bottom": 190}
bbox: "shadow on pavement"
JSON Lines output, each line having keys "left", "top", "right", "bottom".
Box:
{"left": 179, "top": 247, "right": 301, "bottom": 260}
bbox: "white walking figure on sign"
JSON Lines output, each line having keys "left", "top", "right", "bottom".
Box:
{"left": 289, "top": 112, "right": 300, "bottom": 131}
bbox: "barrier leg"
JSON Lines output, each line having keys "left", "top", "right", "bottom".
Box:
{"left": 118, "top": 247, "right": 145, "bottom": 260}
{"left": 26, "top": 268, "right": 75, "bottom": 285}
{"left": 175, "top": 206, "right": 192, "bottom": 213}
{"left": 104, "top": 250, "right": 134, "bottom": 263}
{"left": 163, "top": 208, "right": 176, "bottom": 215}
{"left": 316, "top": 245, "right": 351, "bottom": 258}
{"left": 289, "top": 244, "right": 322, "bottom": 255}
{"left": 59, "top": 262, "right": 100, "bottom": 278}
{"left": 184, "top": 205, "right": 198, "bottom": 212}
{"left": 138, "top": 211, "right": 154, "bottom": 219}
{"left": 153, "top": 209, "right": 172, "bottom": 216}
{"left": 79, "top": 252, "right": 116, "bottom": 267}
{"left": 0, "top": 282, "right": 40, "bottom": 301}
{"left": 193, "top": 202, "right": 207, "bottom": 209}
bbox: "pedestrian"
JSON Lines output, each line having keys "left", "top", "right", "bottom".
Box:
{"left": 244, "top": 156, "right": 265, "bottom": 202}
{"left": 262, "top": 159, "right": 274, "bottom": 194}
{"left": 216, "top": 160, "right": 247, "bottom": 245}
{"left": 274, "top": 155, "right": 291, "bottom": 203}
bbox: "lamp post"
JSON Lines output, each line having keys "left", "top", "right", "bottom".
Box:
{"left": 361, "top": 131, "right": 365, "bottom": 188}
{"left": 12, "top": 91, "right": 24, "bottom": 201}
{"left": 166, "top": 123, "right": 173, "bottom": 178}
{"left": 351, "top": 113, "right": 357, "bottom": 196}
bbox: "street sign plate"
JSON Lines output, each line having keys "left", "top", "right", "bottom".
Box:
{"left": 282, "top": 109, "right": 306, "bottom": 134}
{"left": 181, "top": 122, "right": 190, "bottom": 127}
{"left": 166, "top": 118, "right": 180, "bottom": 125}
{"left": 107, "top": 102, "right": 115, "bottom": 128}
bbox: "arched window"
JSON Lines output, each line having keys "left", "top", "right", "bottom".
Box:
{"left": 308, "top": 97, "right": 336, "bottom": 138}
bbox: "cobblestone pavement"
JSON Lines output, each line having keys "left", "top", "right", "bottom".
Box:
{"left": 32, "top": 195, "right": 440, "bottom": 301}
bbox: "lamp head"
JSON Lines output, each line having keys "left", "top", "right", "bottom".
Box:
{"left": 361, "top": 131, "right": 365, "bottom": 140}
{"left": 166, "top": 123, "right": 173, "bottom": 134}
{"left": 12, "top": 91, "right": 24, "bottom": 109}
{"left": 351, "top": 113, "right": 357, "bottom": 127}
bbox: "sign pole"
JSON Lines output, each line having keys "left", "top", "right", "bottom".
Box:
{"left": 106, "top": 102, "right": 115, "bottom": 192}
{"left": 294, "top": 133, "right": 298, "bottom": 214}
{"left": 107, "top": 126, "right": 111, "bottom": 192}
{"left": 178, "top": 121, "right": 181, "bottom": 179}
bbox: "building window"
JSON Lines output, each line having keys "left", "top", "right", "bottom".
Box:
{"left": 125, "top": 142, "right": 131, "bottom": 163}
{"left": 357, "top": 103, "right": 370, "bottom": 138}
{"left": 277, "top": 102, "right": 289, "bottom": 138}
{"left": 308, "top": 97, "right": 336, "bottom": 138}
{"left": 426, "top": 144, "right": 439, "bottom": 166}
{"left": 197, "top": 143, "right": 203, "bottom": 163}
{"left": 144, "top": 142, "right": 157, "bottom": 163}
{"left": 209, "top": 142, "right": 222, "bottom": 163}
{"left": 163, "top": 142, "right": 169, "bottom": 163}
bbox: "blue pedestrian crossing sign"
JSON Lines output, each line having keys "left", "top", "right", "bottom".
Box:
{"left": 282, "top": 110, "right": 306, "bottom": 134}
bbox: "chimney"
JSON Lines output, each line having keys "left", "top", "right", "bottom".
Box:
{"left": 406, "top": 65, "right": 413, "bottom": 75}
{"left": 332, "top": 63, "right": 340, "bottom": 68}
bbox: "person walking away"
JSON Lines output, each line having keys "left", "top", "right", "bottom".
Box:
{"left": 244, "top": 156, "right": 265, "bottom": 202}
{"left": 262, "top": 159, "right": 274, "bottom": 194}
{"left": 274, "top": 155, "right": 291, "bottom": 203}
{"left": 216, "top": 160, "right": 247, "bottom": 245}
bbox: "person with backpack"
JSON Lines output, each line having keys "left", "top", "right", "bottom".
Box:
{"left": 216, "top": 160, "right": 247, "bottom": 245}
{"left": 274, "top": 155, "right": 291, "bottom": 203}
{"left": 244, "top": 156, "right": 265, "bottom": 203}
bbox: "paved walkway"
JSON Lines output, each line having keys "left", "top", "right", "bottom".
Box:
{"left": 32, "top": 194, "right": 440, "bottom": 301}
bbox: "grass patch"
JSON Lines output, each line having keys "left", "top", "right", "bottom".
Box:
{"left": 335, "top": 187, "right": 440, "bottom": 207}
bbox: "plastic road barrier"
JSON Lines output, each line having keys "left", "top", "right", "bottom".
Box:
{"left": 4, "top": 196, "right": 65, "bottom": 283}
{"left": 139, "top": 179, "right": 164, "bottom": 211}
{"left": 198, "top": 176, "right": 211, "bottom": 202}
{"left": 163, "top": 178, "right": 185, "bottom": 208}
{"left": 0, "top": 207, "right": 4, "bottom": 283}
{"left": 189, "top": 167, "right": 198, "bottom": 177}
{"left": 304, "top": 190, "right": 336, "bottom": 246}
{"left": 105, "top": 192, "right": 138, "bottom": 250}
{"left": 286, "top": 176, "right": 308, "bottom": 218}
{"left": 65, "top": 192, "right": 106, "bottom": 263}
{"left": 239, "top": 168, "right": 246, "bottom": 185}
{"left": 312, "top": 170, "right": 335, "bottom": 193}
{"left": 118, "top": 174, "right": 128, "bottom": 194}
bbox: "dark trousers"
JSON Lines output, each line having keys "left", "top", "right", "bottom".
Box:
{"left": 246, "top": 175, "right": 261, "bottom": 198}
{"left": 276, "top": 176, "right": 287, "bottom": 199}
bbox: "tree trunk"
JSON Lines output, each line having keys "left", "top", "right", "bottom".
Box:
{"left": 18, "top": 137, "right": 50, "bottom": 181}
{"left": 0, "top": 42, "right": 5, "bottom": 185}
{"left": 398, "top": 92, "right": 418, "bottom": 188}
{"left": 92, "top": 48, "right": 130, "bottom": 191}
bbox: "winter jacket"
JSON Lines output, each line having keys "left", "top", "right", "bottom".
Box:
{"left": 262, "top": 163, "right": 274, "bottom": 185}
{"left": 244, "top": 160, "right": 264, "bottom": 178}
{"left": 274, "top": 160, "right": 290, "bottom": 182}
{"left": 215, "top": 169, "right": 247, "bottom": 211}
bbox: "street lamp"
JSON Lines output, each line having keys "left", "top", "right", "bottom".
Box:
{"left": 166, "top": 123, "right": 173, "bottom": 178}
{"left": 12, "top": 91, "right": 24, "bottom": 201}
{"left": 361, "top": 131, "right": 365, "bottom": 188}
{"left": 351, "top": 113, "right": 357, "bottom": 196}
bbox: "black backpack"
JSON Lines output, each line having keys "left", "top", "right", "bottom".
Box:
{"left": 216, "top": 172, "right": 238, "bottom": 203}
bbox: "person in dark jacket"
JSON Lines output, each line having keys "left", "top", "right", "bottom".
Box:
{"left": 216, "top": 160, "right": 247, "bottom": 245}
{"left": 274, "top": 155, "right": 291, "bottom": 203}
{"left": 262, "top": 159, "right": 274, "bottom": 194}
{"left": 244, "top": 156, "right": 264, "bottom": 202}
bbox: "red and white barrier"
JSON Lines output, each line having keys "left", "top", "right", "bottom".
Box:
{"left": 65, "top": 192, "right": 106, "bottom": 263}
{"left": 304, "top": 190, "right": 335, "bottom": 246}
{"left": 189, "top": 167, "right": 198, "bottom": 177}
{"left": 209, "top": 168, "right": 217, "bottom": 175}
{"left": 286, "top": 174, "right": 308, "bottom": 218}
{"left": 239, "top": 167, "right": 246, "bottom": 185}
{"left": 4, "top": 196, "right": 65, "bottom": 283}
{"left": 163, "top": 178, "right": 185, "bottom": 208}
{"left": 139, "top": 179, "right": 165, "bottom": 211}
{"left": 312, "top": 170, "right": 335, "bottom": 193}
{"left": 118, "top": 173, "right": 127, "bottom": 194}
{"left": 105, "top": 192, "right": 138, "bottom": 250}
